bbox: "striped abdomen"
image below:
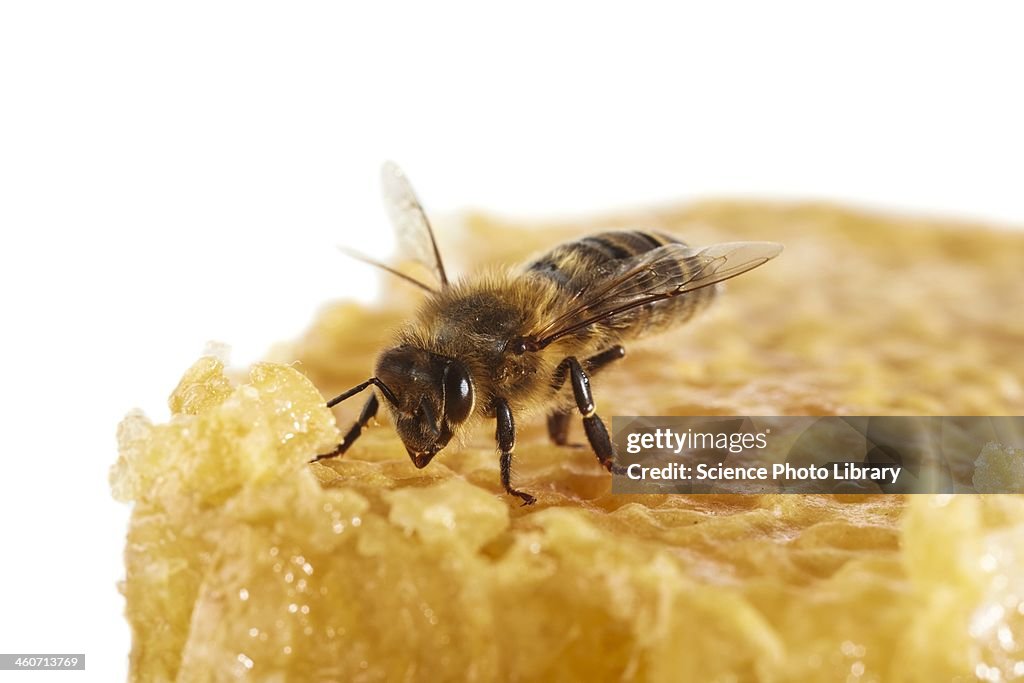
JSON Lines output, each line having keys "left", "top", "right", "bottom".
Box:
{"left": 524, "top": 230, "right": 717, "bottom": 339}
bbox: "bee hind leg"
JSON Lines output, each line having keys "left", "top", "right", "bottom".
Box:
{"left": 494, "top": 397, "right": 537, "bottom": 506}
{"left": 554, "top": 355, "right": 626, "bottom": 475}
{"left": 310, "top": 393, "right": 379, "bottom": 463}
{"left": 546, "top": 411, "right": 574, "bottom": 446}
{"left": 547, "top": 345, "right": 625, "bottom": 451}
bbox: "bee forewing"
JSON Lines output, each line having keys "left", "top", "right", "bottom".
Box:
{"left": 701, "top": 241, "right": 784, "bottom": 260}
{"left": 380, "top": 162, "right": 449, "bottom": 287}
{"left": 669, "top": 241, "right": 783, "bottom": 293}
{"left": 528, "top": 239, "right": 783, "bottom": 348}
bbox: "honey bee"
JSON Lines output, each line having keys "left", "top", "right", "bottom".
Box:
{"left": 314, "top": 163, "right": 782, "bottom": 504}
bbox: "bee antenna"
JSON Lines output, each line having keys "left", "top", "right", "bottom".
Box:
{"left": 338, "top": 246, "right": 436, "bottom": 294}
{"left": 326, "top": 377, "right": 399, "bottom": 408}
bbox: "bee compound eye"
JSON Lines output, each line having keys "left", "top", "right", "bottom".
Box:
{"left": 442, "top": 362, "right": 474, "bottom": 425}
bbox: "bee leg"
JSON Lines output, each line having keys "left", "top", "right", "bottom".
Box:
{"left": 558, "top": 356, "right": 625, "bottom": 475}
{"left": 546, "top": 411, "right": 573, "bottom": 446}
{"left": 310, "top": 393, "right": 379, "bottom": 463}
{"left": 495, "top": 397, "right": 537, "bottom": 506}
{"left": 584, "top": 345, "right": 627, "bottom": 374}
{"left": 547, "top": 345, "right": 625, "bottom": 447}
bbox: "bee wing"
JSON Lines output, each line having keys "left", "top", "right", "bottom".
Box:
{"left": 380, "top": 162, "right": 449, "bottom": 288}
{"left": 529, "top": 241, "right": 782, "bottom": 349}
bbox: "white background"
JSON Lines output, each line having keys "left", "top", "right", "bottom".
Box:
{"left": 2, "top": 2, "right": 1022, "bottom": 680}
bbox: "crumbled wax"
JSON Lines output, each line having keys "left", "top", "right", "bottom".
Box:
{"left": 974, "top": 442, "right": 1024, "bottom": 493}
{"left": 114, "top": 203, "right": 1024, "bottom": 681}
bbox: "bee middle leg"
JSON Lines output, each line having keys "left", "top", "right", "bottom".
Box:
{"left": 551, "top": 354, "right": 624, "bottom": 474}
{"left": 547, "top": 345, "right": 625, "bottom": 447}
{"left": 494, "top": 397, "right": 537, "bottom": 506}
{"left": 310, "top": 393, "right": 379, "bottom": 463}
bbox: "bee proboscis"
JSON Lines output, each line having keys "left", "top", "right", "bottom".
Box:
{"left": 314, "top": 164, "right": 782, "bottom": 505}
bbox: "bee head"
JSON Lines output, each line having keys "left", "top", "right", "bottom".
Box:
{"left": 375, "top": 346, "right": 476, "bottom": 469}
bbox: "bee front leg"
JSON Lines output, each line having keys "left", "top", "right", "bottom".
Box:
{"left": 555, "top": 356, "right": 624, "bottom": 474}
{"left": 547, "top": 345, "right": 625, "bottom": 447}
{"left": 310, "top": 393, "right": 379, "bottom": 463}
{"left": 494, "top": 397, "right": 537, "bottom": 506}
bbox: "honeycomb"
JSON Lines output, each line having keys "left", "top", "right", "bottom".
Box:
{"left": 112, "top": 202, "right": 1024, "bottom": 681}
